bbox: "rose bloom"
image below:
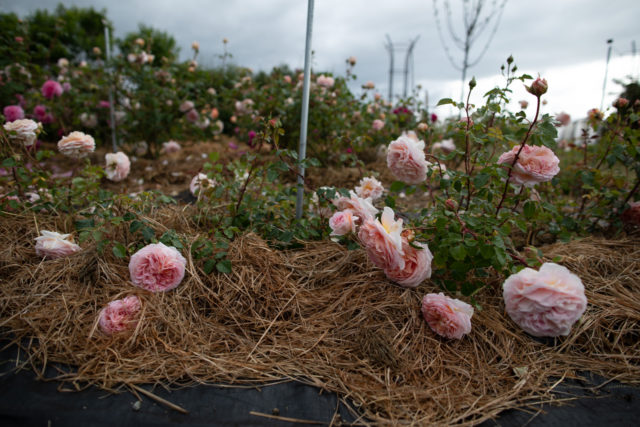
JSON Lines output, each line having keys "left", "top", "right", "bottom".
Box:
{"left": 3, "top": 105, "right": 24, "bottom": 122}
{"left": 191, "top": 41, "right": 200, "bottom": 51}
{"left": 519, "top": 100, "right": 529, "bottom": 109}
{"left": 210, "top": 107, "right": 219, "bottom": 119}
{"left": 497, "top": 144, "right": 560, "bottom": 187}
{"left": 556, "top": 112, "right": 571, "bottom": 127}
{"left": 329, "top": 210, "right": 358, "bottom": 236}
{"left": 98, "top": 295, "right": 141, "bottom": 335}
{"left": 79, "top": 112, "right": 98, "bottom": 128}
{"left": 4, "top": 119, "right": 40, "bottom": 147}
{"left": 372, "top": 119, "right": 384, "bottom": 131}
{"left": 57, "top": 131, "right": 95, "bottom": 158}
{"left": 190, "top": 173, "right": 216, "bottom": 197}
{"left": 333, "top": 191, "right": 378, "bottom": 223}
{"left": 621, "top": 201, "right": 640, "bottom": 226}
{"left": 179, "top": 100, "right": 195, "bottom": 113}
{"left": 503, "top": 263, "right": 587, "bottom": 337}
{"left": 384, "top": 239, "right": 433, "bottom": 288}
{"left": 358, "top": 207, "right": 405, "bottom": 271}
{"left": 41, "top": 80, "right": 63, "bottom": 99}
{"left": 348, "top": 56, "right": 357, "bottom": 66}
{"left": 363, "top": 81, "right": 375, "bottom": 89}
{"left": 386, "top": 133, "right": 428, "bottom": 184}
{"left": 162, "top": 141, "right": 181, "bottom": 154}
{"left": 283, "top": 75, "right": 292, "bottom": 84}
{"left": 105, "top": 152, "right": 131, "bottom": 182}
{"left": 35, "top": 230, "right": 81, "bottom": 259}
{"left": 421, "top": 293, "right": 473, "bottom": 339}
{"left": 432, "top": 138, "right": 456, "bottom": 154}
{"left": 417, "top": 122, "right": 428, "bottom": 132}
{"left": 316, "top": 75, "right": 335, "bottom": 88}
{"left": 185, "top": 108, "right": 199, "bottom": 123}
{"left": 355, "top": 176, "right": 384, "bottom": 201}
{"left": 129, "top": 242, "right": 187, "bottom": 292}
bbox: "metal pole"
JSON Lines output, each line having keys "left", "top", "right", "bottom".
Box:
{"left": 104, "top": 21, "right": 118, "bottom": 153}
{"left": 403, "top": 36, "right": 419, "bottom": 98}
{"left": 385, "top": 34, "right": 394, "bottom": 103}
{"left": 600, "top": 39, "right": 613, "bottom": 111}
{"left": 295, "top": 0, "right": 314, "bottom": 220}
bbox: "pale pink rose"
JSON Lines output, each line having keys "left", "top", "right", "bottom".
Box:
{"left": 4, "top": 119, "right": 40, "bottom": 147}
{"left": 129, "top": 242, "right": 187, "bottom": 292}
{"left": 235, "top": 99, "right": 254, "bottom": 115}
{"left": 98, "top": 295, "right": 141, "bottom": 335}
{"left": 57, "top": 131, "right": 95, "bottom": 158}
{"left": 332, "top": 191, "right": 378, "bottom": 223}
{"left": 185, "top": 108, "right": 199, "bottom": 123}
{"left": 190, "top": 173, "right": 216, "bottom": 197}
{"left": 316, "top": 75, "right": 335, "bottom": 88}
{"left": 363, "top": 81, "right": 375, "bottom": 89}
{"left": 386, "top": 133, "right": 428, "bottom": 184}
{"left": 384, "top": 239, "right": 433, "bottom": 288}
{"left": 555, "top": 112, "right": 571, "bottom": 127}
{"left": 210, "top": 107, "right": 219, "bottom": 119}
{"left": 355, "top": 176, "right": 384, "bottom": 201}
{"left": 416, "top": 122, "right": 428, "bottom": 132}
{"left": 358, "top": 207, "right": 405, "bottom": 271}
{"left": 35, "top": 230, "right": 81, "bottom": 259}
{"left": 3, "top": 105, "right": 24, "bottom": 122}
{"left": 497, "top": 144, "right": 560, "bottom": 187}
{"left": 41, "top": 80, "right": 63, "bottom": 99}
{"left": 191, "top": 41, "right": 200, "bottom": 51}
{"left": 519, "top": 100, "right": 529, "bottom": 109}
{"left": 79, "top": 112, "right": 98, "bottom": 128}
{"left": 421, "top": 293, "right": 473, "bottom": 339}
{"left": 502, "top": 263, "right": 587, "bottom": 337}
{"left": 179, "top": 100, "right": 195, "bottom": 113}
{"left": 283, "top": 75, "right": 292, "bottom": 84}
{"left": 329, "top": 210, "right": 358, "bottom": 236}
{"left": 372, "top": 119, "right": 384, "bottom": 131}
{"left": 432, "top": 138, "right": 456, "bottom": 154}
{"left": 162, "top": 141, "right": 181, "bottom": 154}
{"left": 105, "top": 152, "right": 131, "bottom": 182}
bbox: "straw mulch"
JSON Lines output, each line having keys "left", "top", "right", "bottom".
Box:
{"left": 0, "top": 210, "right": 638, "bottom": 425}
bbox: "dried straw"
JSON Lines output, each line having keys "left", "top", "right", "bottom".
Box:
{"left": 0, "top": 210, "right": 638, "bottom": 425}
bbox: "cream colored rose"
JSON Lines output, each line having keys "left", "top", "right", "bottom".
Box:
{"left": 4, "top": 119, "right": 41, "bottom": 147}
{"left": 57, "top": 131, "right": 95, "bottom": 158}
{"left": 35, "top": 230, "right": 81, "bottom": 259}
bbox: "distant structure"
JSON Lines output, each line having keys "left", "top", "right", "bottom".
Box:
{"left": 384, "top": 35, "right": 420, "bottom": 102}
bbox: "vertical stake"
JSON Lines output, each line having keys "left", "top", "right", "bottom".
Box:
{"left": 295, "top": 0, "right": 314, "bottom": 220}
{"left": 104, "top": 20, "right": 118, "bottom": 153}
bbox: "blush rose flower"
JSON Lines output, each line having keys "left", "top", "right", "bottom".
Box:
{"left": 79, "top": 112, "right": 98, "bottom": 128}
{"left": 3, "top": 105, "right": 24, "bottom": 122}
{"left": 190, "top": 173, "right": 216, "bottom": 197}
{"left": 98, "top": 295, "right": 141, "bottom": 335}
{"left": 105, "top": 152, "right": 131, "bottom": 182}
{"left": 386, "top": 133, "right": 428, "bottom": 184}
{"left": 35, "top": 230, "right": 81, "bottom": 259}
{"left": 4, "top": 119, "right": 41, "bottom": 147}
{"left": 179, "top": 100, "right": 195, "bottom": 113}
{"left": 497, "top": 144, "right": 560, "bottom": 187}
{"left": 432, "top": 138, "right": 456, "bottom": 154}
{"left": 41, "top": 80, "right": 63, "bottom": 99}
{"left": 384, "top": 239, "right": 433, "bottom": 288}
{"left": 358, "top": 207, "right": 405, "bottom": 271}
{"left": 355, "top": 176, "right": 384, "bottom": 201}
{"left": 329, "top": 210, "right": 358, "bottom": 236}
{"left": 57, "top": 131, "right": 95, "bottom": 158}
{"left": 316, "top": 75, "right": 335, "bottom": 88}
{"left": 162, "top": 141, "right": 181, "bottom": 154}
{"left": 421, "top": 293, "right": 473, "bottom": 339}
{"left": 372, "top": 119, "right": 384, "bottom": 131}
{"left": 333, "top": 191, "right": 378, "bottom": 223}
{"left": 502, "top": 263, "right": 587, "bottom": 337}
{"left": 129, "top": 242, "right": 187, "bottom": 292}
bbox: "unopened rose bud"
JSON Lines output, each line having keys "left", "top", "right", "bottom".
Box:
{"left": 93, "top": 46, "right": 101, "bottom": 55}
{"left": 135, "top": 38, "right": 145, "bottom": 47}
{"left": 417, "top": 122, "right": 428, "bottom": 131}
{"left": 526, "top": 76, "right": 548, "bottom": 97}
{"left": 223, "top": 38, "right": 228, "bottom": 44}
{"left": 469, "top": 77, "right": 476, "bottom": 89}
{"left": 507, "top": 55, "right": 514, "bottom": 65}
{"left": 191, "top": 41, "right": 199, "bottom": 51}
{"left": 445, "top": 199, "right": 457, "bottom": 211}
{"left": 348, "top": 56, "right": 357, "bottom": 66}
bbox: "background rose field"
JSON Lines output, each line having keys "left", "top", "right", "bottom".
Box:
{"left": 1, "top": 4, "right": 640, "bottom": 425}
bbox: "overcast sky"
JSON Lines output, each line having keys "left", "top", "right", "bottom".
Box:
{"left": 4, "top": 0, "right": 640, "bottom": 119}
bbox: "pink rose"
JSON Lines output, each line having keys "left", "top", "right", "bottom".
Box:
{"left": 162, "top": 141, "right": 181, "bottom": 154}
{"left": 372, "top": 119, "right": 384, "bottom": 131}
{"left": 41, "top": 80, "right": 63, "bottom": 99}
{"left": 185, "top": 108, "right": 199, "bottom": 123}
{"left": 105, "top": 152, "right": 131, "bottom": 182}
{"left": 4, "top": 119, "right": 40, "bottom": 147}
{"left": 129, "top": 242, "right": 187, "bottom": 292}
{"left": 555, "top": 112, "right": 571, "bottom": 127}
{"left": 519, "top": 100, "right": 529, "bottom": 109}
{"left": 316, "top": 75, "right": 335, "bottom": 88}
{"left": 3, "top": 105, "right": 24, "bottom": 122}
{"left": 190, "top": 173, "right": 216, "bottom": 197}
{"left": 98, "top": 295, "right": 141, "bottom": 335}
{"left": 283, "top": 75, "right": 292, "bottom": 84}
{"left": 332, "top": 191, "right": 378, "bottom": 223}
{"left": 179, "top": 100, "right": 195, "bottom": 113}
{"left": 57, "top": 131, "right": 95, "bottom": 158}
{"left": 497, "top": 144, "right": 560, "bottom": 187}
{"left": 502, "top": 263, "right": 587, "bottom": 337}
{"left": 210, "top": 108, "right": 219, "bottom": 119}
{"left": 35, "top": 230, "right": 81, "bottom": 259}
{"left": 355, "top": 176, "right": 384, "bottom": 201}
{"left": 358, "top": 207, "right": 405, "bottom": 271}
{"left": 329, "top": 210, "right": 358, "bottom": 236}
{"left": 386, "top": 133, "right": 428, "bottom": 184}
{"left": 421, "top": 293, "right": 473, "bottom": 339}
{"left": 432, "top": 138, "right": 456, "bottom": 154}
{"left": 384, "top": 239, "right": 433, "bottom": 288}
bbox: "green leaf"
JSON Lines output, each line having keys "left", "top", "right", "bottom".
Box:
{"left": 523, "top": 200, "right": 536, "bottom": 219}
{"left": 2, "top": 158, "right": 16, "bottom": 168}
{"left": 437, "top": 98, "right": 455, "bottom": 106}
{"left": 473, "top": 173, "right": 490, "bottom": 187}
{"left": 389, "top": 181, "right": 405, "bottom": 193}
{"left": 74, "top": 219, "right": 95, "bottom": 231}
{"left": 450, "top": 245, "right": 467, "bottom": 261}
{"left": 130, "top": 220, "right": 143, "bottom": 233}
{"left": 123, "top": 212, "right": 136, "bottom": 221}
{"left": 112, "top": 242, "right": 127, "bottom": 258}
{"left": 203, "top": 259, "right": 216, "bottom": 274}
{"left": 142, "top": 226, "right": 155, "bottom": 242}
{"left": 216, "top": 260, "right": 232, "bottom": 274}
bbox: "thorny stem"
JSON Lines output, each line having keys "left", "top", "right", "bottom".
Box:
{"left": 234, "top": 159, "right": 259, "bottom": 214}
{"left": 595, "top": 115, "right": 622, "bottom": 169}
{"left": 623, "top": 176, "right": 640, "bottom": 207}
{"left": 495, "top": 95, "right": 542, "bottom": 217}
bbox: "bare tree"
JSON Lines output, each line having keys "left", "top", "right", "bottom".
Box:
{"left": 433, "top": 0, "right": 508, "bottom": 103}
